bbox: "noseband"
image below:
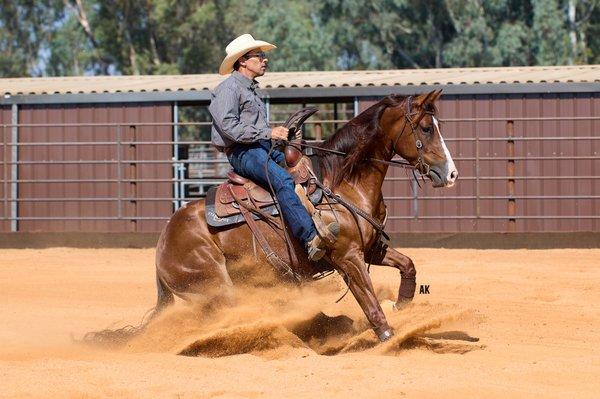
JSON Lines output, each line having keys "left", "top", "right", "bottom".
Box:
{"left": 391, "top": 96, "right": 432, "bottom": 176}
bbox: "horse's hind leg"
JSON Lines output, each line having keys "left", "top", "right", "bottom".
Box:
{"left": 377, "top": 247, "right": 417, "bottom": 309}
{"left": 159, "top": 243, "right": 235, "bottom": 309}
{"left": 155, "top": 273, "right": 174, "bottom": 311}
{"left": 155, "top": 202, "right": 235, "bottom": 309}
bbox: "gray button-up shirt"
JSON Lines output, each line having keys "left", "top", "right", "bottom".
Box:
{"left": 209, "top": 71, "right": 272, "bottom": 150}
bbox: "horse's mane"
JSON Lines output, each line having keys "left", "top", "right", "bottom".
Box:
{"left": 318, "top": 94, "right": 406, "bottom": 187}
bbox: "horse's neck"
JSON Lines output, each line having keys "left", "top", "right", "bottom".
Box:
{"left": 323, "top": 126, "right": 396, "bottom": 215}
{"left": 339, "top": 151, "right": 390, "bottom": 216}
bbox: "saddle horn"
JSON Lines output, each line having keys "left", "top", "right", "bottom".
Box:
{"left": 281, "top": 107, "right": 319, "bottom": 167}
{"left": 282, "top": 107, "right": 319, "bottom": 140}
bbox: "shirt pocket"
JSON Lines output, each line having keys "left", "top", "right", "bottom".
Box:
{"left": 239, "top": 91, "right": 260, "bottom": 115}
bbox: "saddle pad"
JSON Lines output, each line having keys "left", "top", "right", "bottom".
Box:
{"left": 205, "top": 186, "right": 279, "bottom": 227}
{"left": 214, "top": 183, "right": 276, "bottom": 217}
{"left": 205, "top": 154, "right": 323, "bottom": 226}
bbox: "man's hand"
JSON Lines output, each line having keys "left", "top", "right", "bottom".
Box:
{"left": 271, "top": 126, "right": 289, "bottom": 141}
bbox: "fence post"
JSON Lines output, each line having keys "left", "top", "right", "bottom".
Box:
{"left": 412, "top": 179, "right": 419, "bottom": 219}
{"left": 333, "top": 102, "right": 338, "bottom": 132}
{"left": 128, "top": 125, "right": 137, "bottom": 231}
{"left": 506, "top": 120, "right": 516, "bottom": 231}
{"left": 116, "top": 125, "right": 122, "bottom": 221}
{"left": 475, "top": 132, "right": 480, "bottom": 219}
{"left": 11, "top": 104, "right": 18, "bottom": 232}
{"left": 314, "top": 123, "right": 322, "bottom": 140}
{"left": 172, "top": 102, "right": 180, "bottom": 210}
{"left": 2, "top": 124, "right": 7, "bottom": 228}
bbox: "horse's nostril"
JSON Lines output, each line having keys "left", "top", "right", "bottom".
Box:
{"left": 450, "top": 170, "right": 458, "bottom": 180}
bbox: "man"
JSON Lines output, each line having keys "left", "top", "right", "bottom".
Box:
{"left": 209, "top": 34, "right": 337, "bottom": 261}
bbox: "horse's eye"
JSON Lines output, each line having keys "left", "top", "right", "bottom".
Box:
{"left": 422, "top": 126, "right": 432, "bottom": 134}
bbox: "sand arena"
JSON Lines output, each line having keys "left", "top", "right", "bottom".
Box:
{"left": 0, "top": 247, "right": 598, "bottom": 398}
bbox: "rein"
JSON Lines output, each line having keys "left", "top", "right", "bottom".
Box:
{"left": 312, "top": 177, "right": 389, "bottom": 240}
{"left": 280, "top": 95, "right": 433, "bottom": 242}
{"left": 293, "top": 141, "right": 415, "bottom": 170}
{"left": 254, "top": 97, "right": 434, "bottom": 281}
{"left": 290, "top": 95, "right": 433, "bottom": 174}
{"left": 401, "top": 96, "right": 432, "bottom": 176}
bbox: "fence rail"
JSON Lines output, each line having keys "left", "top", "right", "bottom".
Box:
{"left": 1, "top": 116, "right": 598, "bottom": 230}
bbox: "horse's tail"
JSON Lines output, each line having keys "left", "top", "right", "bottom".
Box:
{"left": 81, "top": 272, "right": 174, "bottom": 347}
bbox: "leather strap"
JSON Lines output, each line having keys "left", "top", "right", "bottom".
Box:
{"left": 314, "top": 179, "right": 390, "bottom": 241}
{"left": 228, "top": 186, "right": 300, "bottom": 282}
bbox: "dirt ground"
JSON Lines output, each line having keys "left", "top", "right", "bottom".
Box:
{"left": 0, "top": 247, "right": 598, "bottom": 398}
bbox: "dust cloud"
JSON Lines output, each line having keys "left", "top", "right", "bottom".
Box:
{"left": 87, "top": 256, "right": 480, "bottom": 358}
{"left": 3, "top": 248, "right": 597, "bottom": 398}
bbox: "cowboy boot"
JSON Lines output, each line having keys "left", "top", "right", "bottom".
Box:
{"left": 306, "top": 221, "right": 340, "bottom": 262}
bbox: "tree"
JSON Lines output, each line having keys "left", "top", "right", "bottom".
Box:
{"left": 532, "top": 0, "right": 570, "bottom": 65}
{"left": 0, "top": 0, "right": 597, "bottom": 78}
{"left": 443, "top": 0, "right": 495, "bottom": 67}
{"left": 231, "top": 0, "right": 336, "bottom": 71}
{"left": 0, "top": 1, "right": 62, "bottom": 77}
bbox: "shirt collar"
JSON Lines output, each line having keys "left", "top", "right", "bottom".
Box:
{"left": 232, "top": 71, "right": 259, "bottom": 91}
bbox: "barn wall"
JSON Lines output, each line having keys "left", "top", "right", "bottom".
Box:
{"left": 5, "top": 89, "right": 598, "bottom": 234}
{"left": 370, "top": 92, "right": 599, "bottom": 233}
{"left": 0, "top": 106, "right": 13, "bottom": 232}
{"left": 17, "top": 103, "right": 172, "bottom": 232}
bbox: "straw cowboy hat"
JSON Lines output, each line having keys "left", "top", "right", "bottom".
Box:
{"left": 219, "top": 34, "right": 276, "bottom": 75}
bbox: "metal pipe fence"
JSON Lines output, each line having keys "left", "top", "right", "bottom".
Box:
{"left": 1, "top": 116, "right": 598, "bottom": 231}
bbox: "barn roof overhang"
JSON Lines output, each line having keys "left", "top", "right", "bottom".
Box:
{"left": 1, "top": 65, "right": 598, "bottom": 105}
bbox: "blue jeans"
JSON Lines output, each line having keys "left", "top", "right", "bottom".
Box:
{"left": 227, "top": 140, "right": 317, "bottom": 247}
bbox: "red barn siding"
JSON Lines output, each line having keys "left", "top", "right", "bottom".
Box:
{"left": 363, "top": 92, "right": 599, "bottom": 233}
{"left": 0, "top": 106, "right": 12, "bottom": 232}
{"left": 17, "top": 103, "right": 172, "bottom": 232}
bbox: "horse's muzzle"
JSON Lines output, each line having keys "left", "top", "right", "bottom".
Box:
{"left": 428, "top": 164, "right": 458, "bottom": 188}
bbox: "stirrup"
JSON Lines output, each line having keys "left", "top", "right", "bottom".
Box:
{"left": 312, "top": 213, "right": 339, "bottom": 247}
{"left": 306, "top": 220, "right": 339, "bottom": 262}
{"left": 307, "top": 236, "right": 326, "bottom": 262}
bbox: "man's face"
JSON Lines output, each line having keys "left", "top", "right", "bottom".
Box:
{"left": 239, "top": 50, "right": 269, "bottom": 77}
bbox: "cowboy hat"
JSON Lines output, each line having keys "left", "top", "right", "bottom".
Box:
{"left": 219, "top": 34, "right": 276, "bottom": 75}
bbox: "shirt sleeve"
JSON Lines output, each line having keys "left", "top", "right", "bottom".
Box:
{"left": 209, "top": 86, "right": 271, "bottom": 143}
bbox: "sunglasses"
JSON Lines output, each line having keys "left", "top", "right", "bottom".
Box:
{"left": 243, "top": 51, "right": 268, "bottom": 60}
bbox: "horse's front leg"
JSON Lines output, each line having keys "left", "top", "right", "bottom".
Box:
{"left": 336, "top": 251, "right": 394, "bottom": 342}
{"left": 378, "top": 247, "right": 417, "bottom": 310}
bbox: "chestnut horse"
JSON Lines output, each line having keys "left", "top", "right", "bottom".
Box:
{"left": 154, "top": 90, "right": 457, "bottom": 342}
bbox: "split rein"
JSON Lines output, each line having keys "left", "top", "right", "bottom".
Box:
{"left": 284, "top": 96, "right": 435, "bottom": 175}
{"left": 289, "top": 141, "right": 415, "bottom": 170}
{"left": 259, "top": 98, "right": 433, "bottom": 279}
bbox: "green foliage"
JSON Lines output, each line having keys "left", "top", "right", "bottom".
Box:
{"left": 532, "top": 0, "right": 570, "bottom": 65}
{"left": 0, "top": 0, "right": 597, "bottom": 77}
{"left": 589, "top": 6, "right": 600, "bottom": 63}
{"left": 492, "top": 21, "right": 531, "bottom": 66}
{"left": 443, "top": 0, "right": 495, "bottom": 67}
{"left": 240, "top": 0, "right": 336, "bottom": 71}
{"left": 45, "top": 15, "right": 92, "bottom": 76}
{"left": 0, "top": 1, "right": 62, "bottom": 77}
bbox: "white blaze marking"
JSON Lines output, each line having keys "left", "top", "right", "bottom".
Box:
{"left": 432, "top": 117, "right": 457, "bottom": 186}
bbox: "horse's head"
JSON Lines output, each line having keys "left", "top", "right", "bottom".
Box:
{"left": 382, "top": 91, "right": 458, "bottom": 188}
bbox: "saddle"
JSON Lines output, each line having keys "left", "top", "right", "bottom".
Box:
{"left": 205, "top": 107, "right": 337, "bottom": 282}
{"left": 205, "top": 106, "right": 322, "bottom": 229}
{"left": 205, "top": 148, "right": 321, "bottom": 227}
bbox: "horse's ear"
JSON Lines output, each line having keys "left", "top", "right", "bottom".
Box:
{"left": 414, "top": 91, "right": 436, "bottom": 108}
{"left": 431, "top": 89, "right": 443, "bottom": 103}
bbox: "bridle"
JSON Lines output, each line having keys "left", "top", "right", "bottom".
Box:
{"left": 284, "top": 95, "right": 436, "bottom": 175}
{"left": 390, "top": 95, "right": 433, "bottom": 176}
{"left": 263, "top": 97, "right": 438, "bottom": 281}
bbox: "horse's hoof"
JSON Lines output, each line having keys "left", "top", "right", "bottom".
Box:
{"left": 377, "top": 329, "right": 394, "bottom": 342}
{"left": 393, "top": 298, "right": 411, "bottom": 311}
{"left": 380, "top": 299, "right": 396, "bottom": 312}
